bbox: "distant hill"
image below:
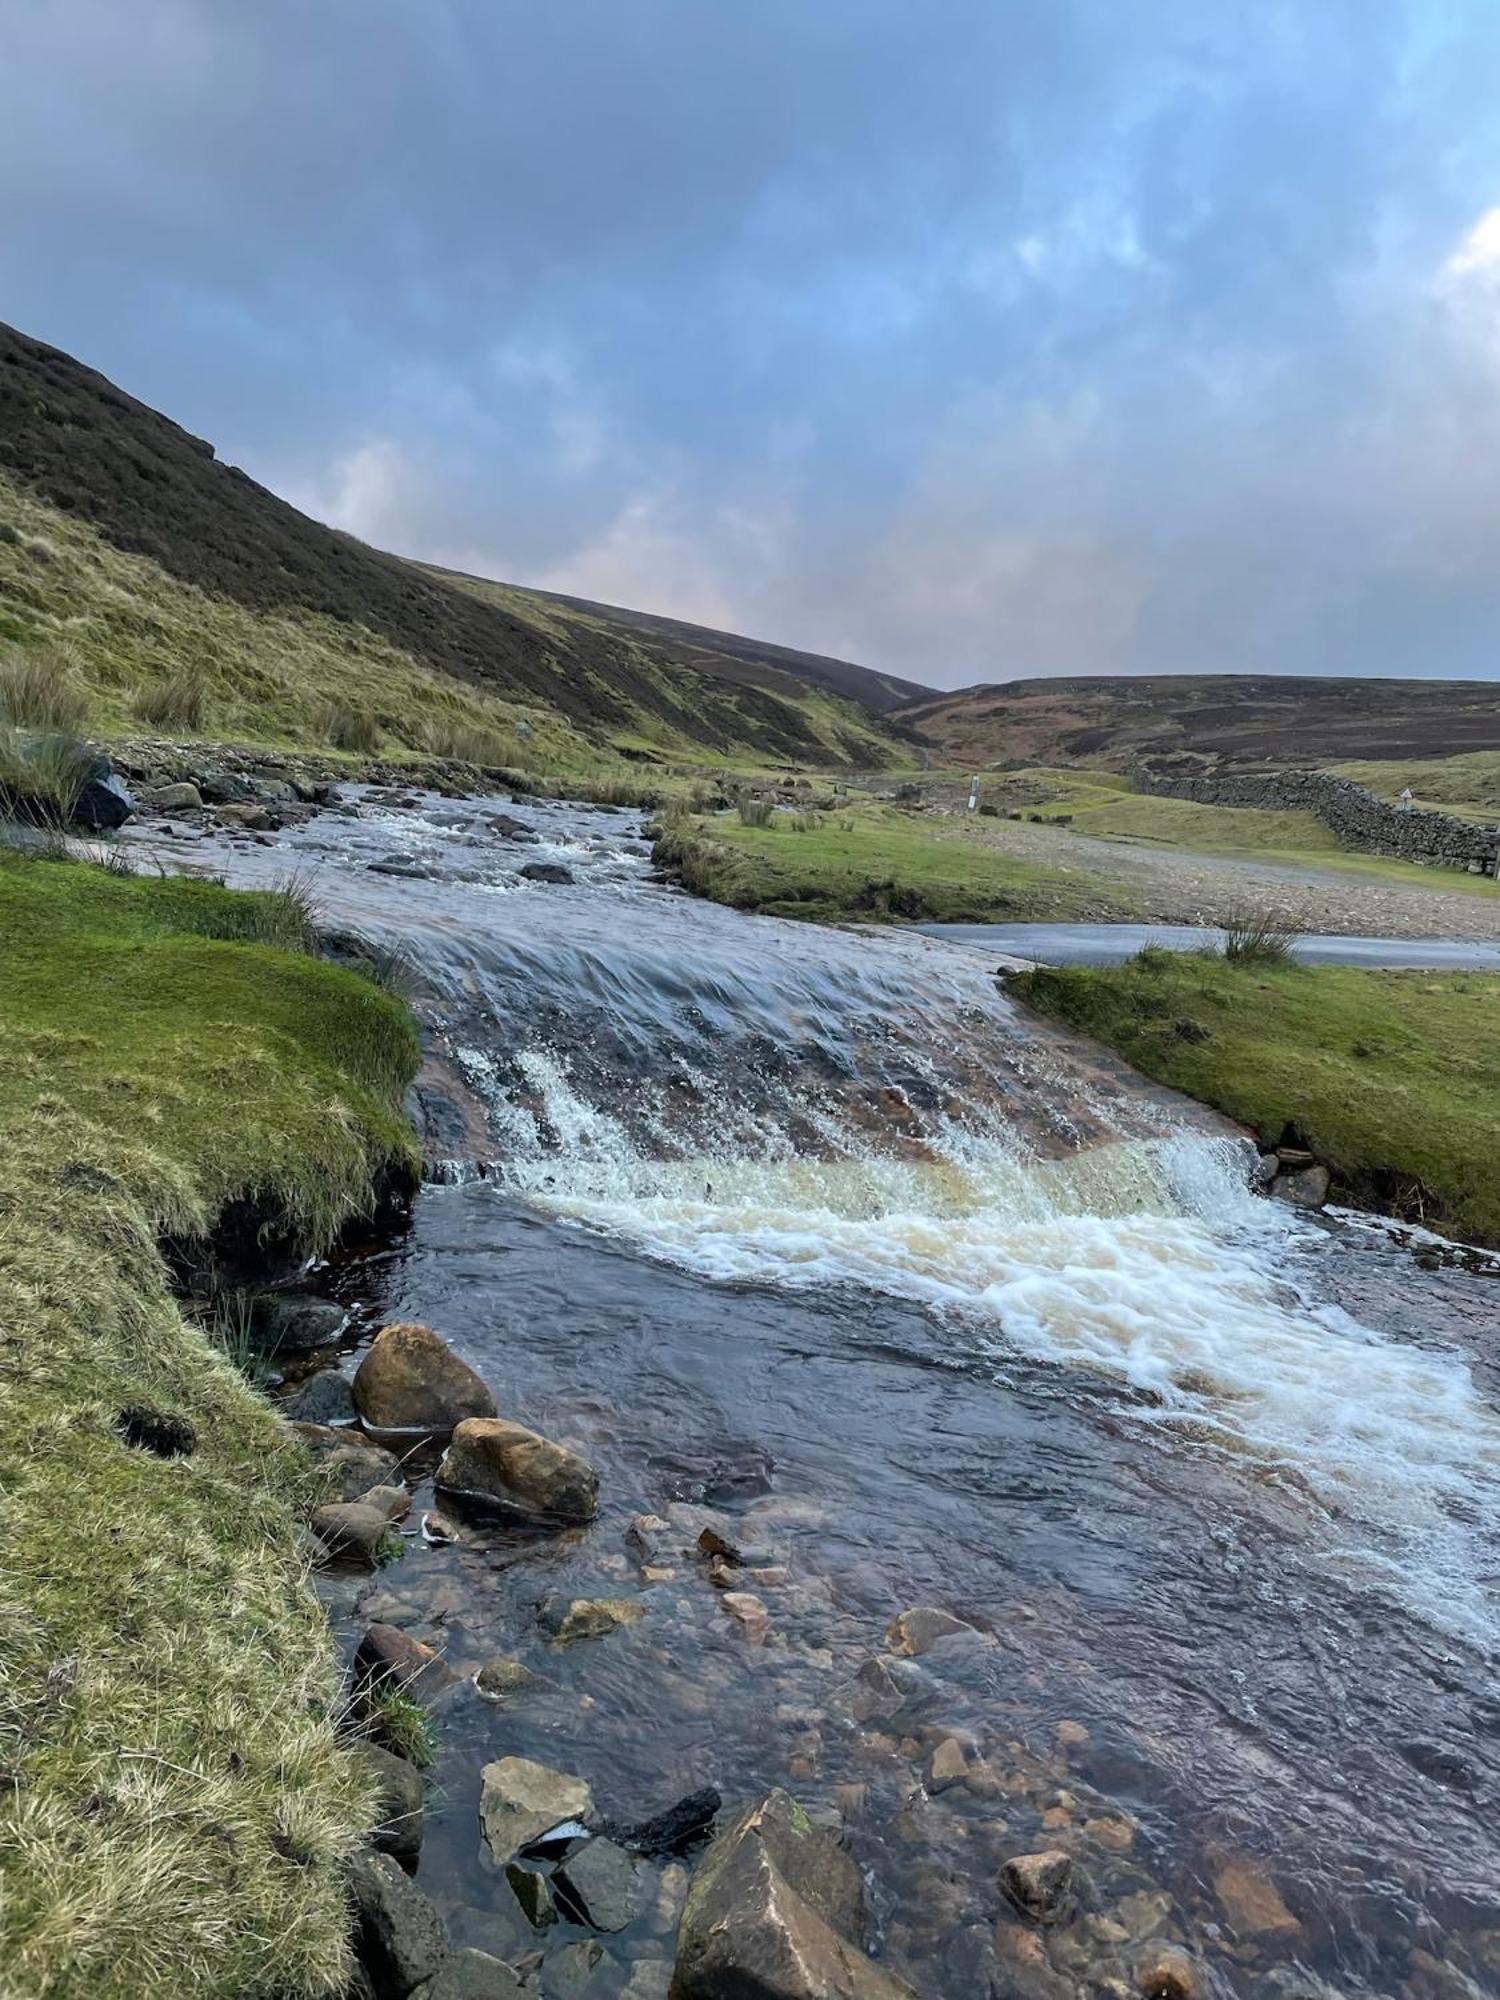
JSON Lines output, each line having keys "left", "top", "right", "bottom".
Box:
{"left": 897, "top": 673, "right": 1500, "bottom": 772}
{"left": 0, "top": 321, "right": 906, "bottom": 768}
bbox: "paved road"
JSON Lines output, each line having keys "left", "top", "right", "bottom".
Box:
{"left": 920, "top": 920, "right": 1500, "bottom": 970}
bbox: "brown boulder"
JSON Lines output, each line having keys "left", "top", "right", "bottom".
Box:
{"left": 1001, "top": 1850, "right": 1074, "bottom": 1924}
{"left": 437, "top": 1416, "right": 598, "bottom": 1523}
{"left": 352, "top": 1323, "right": 496, "bottom": 1434}
{"left": 311, "top": 1502, "right": 391, "bottom": 1569}
{"left": 669, "top": 1789, "right": 920, "bottom": 1999}
{"left": 353, "top": 1622, "right": 460, "bottom": 1701}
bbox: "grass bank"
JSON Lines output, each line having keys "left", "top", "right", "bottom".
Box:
{"left": 1010, "top": 951, "right": 1500, "bottom": 1244}
{"left": 654, "top": 803, "right": 1136, "bottom": 923}
{"left": 0, "top": 848, "right": 421, "bottom": 1997}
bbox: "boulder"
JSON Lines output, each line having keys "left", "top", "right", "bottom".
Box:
{"left": 474, "top": 1656, "right": 538, "bottom": 1704}
{"left": 215, "top": 802, "right": 271, "bottom": 830}
{"left": 542, "top": 1942, "right": 610, "bottom": 1999}
{"left": 354, "top": 1622, "right": 460, "bottom": 1701}
{"left": 67, "top": 748, "right": 134, "bottom": 831}
{"left": 249, "top": 1291, "right": 348, "bottom": 1354}
{"left": 348, "top": 1850, "right": 449, "bottom": 1998}
{"left": 353, "top": 1324, "right": 496, "bottom": 1434}
{"left": 311, "top": 1501, "right": 391, "bottom": 1568}
{"left": 520, "top": 862, "right": 574, "bottom": 885}
{"left": 200, "top": 771, "right": 255, "bottom": 804}
{"left": 553, "top": 1838, "right": 648, "bottom": 1933}
{"left": 506, "top": 1862, "right": 558, "bottom": 1929}
{"left": 295, "top": 1426, "right": 403, "bottom": 1504}
{"left": 669, "top": 1790, "right": 919, "bottom": 2000}
{"left": 437, "top": 1417, "right": 598, "bottom": 1523}
{"left": 479, "top": 1756, "right": 593, "bottom": 1866}
{"left": 1000, "top": 1850, "right": 1074, "bottom": 1924}
{"left": 539, "top": 1596, "right": 643, "bottom": 1644}
{"left": 884, "top": 1606, "right": 980, "bottom": 1656}
{"left": 486, "top": 813, "right": 539, "bottom": 842}
{"left": 283, "top": 1369, "right": 357, "bottom": 1425}
{"left": 352, "top": 1742, "right": 426, "bottom": 1868}
{"left": 1271, "top": 1164, "right": 1331, "bottom": 1211}
{"left": 143, "top": 780, "right": 204, "bottom": 813}
{"left": 424, "top": 1949, "right": 527, "bottom": 2000}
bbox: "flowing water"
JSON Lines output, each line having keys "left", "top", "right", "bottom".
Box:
{"left": 151, "top": 789, "right": 1500, "bottom": 1999}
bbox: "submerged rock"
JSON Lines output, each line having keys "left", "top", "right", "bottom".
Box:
{"left": 669, "top": 1789, "right": 919, "bottom": 1999}
{"left": 437, "top": 1416, "right": 598, "bottom": 1522}
{"left": 595, "top": 1785, "right": 721, "bottom": 1859}
{"left": 884, "top": 1606, "right": 981, "bottom": 1657}
{"left": 474, "top": 1655, "right": 538, "bottom": 1704}
{"left": 1213, "top": 1856, "right": 1301, "bottom": 1938}
{"left": 539, "top": 1595, "right": 643, "bottom": 1644}
{"left": 425, "top": 1949, "right": 527, "bottom": 1999}
{"left": 479, "top": 1756, "right": 594, "bottom": 1865}
{"left": 353, "top": 1323, "right": 496, "bottom": 1434}
{"left": 1001, "top": 1850, "right": 1074, "bottom": 1924}
{"left": 553, "top": 1838, "right": 648, "bottom": 1933}
{"left": 520, "top": 861, "right": 574, "bottom": 885}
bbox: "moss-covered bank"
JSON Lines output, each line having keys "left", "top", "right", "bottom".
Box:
{"left": 0, "top": 850, "right": 420, "bottom": 1997}
{"left": 1010, "top": 952, "right": 1500, "bottom": 1245}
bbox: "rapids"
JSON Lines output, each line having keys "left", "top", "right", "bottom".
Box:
{"left": 149, "top": 787, "right": 1500, "bottom": 1998}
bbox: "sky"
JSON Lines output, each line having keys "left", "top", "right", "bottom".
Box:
{"left": 4, "top": 2, "right": 1500, "bottom": 691}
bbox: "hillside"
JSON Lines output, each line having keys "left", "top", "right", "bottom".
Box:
{"left": 0, "top": 321, "right": 905, "bottom": 769}
{"left": 898, "top": 673, "right": 1500, "bottom": 772}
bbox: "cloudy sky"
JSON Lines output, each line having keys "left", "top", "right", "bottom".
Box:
{"left": 4, "top": 2, "right": 1500, "bottom": 690}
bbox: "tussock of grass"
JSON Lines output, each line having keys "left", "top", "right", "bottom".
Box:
{"left": 655, "top": 805, "right": 1135, "bottom": 924}
{"left": 0, "top": 644, "right": 90, "bottom": 733}
{"left": 0, "top": 849, "right": 421, "bottom": 1996}
{"left": 1011, "top": 953, "right": 1500, "bottom": 1244}
{"left": 132, "top": 670, "right": 207, "bottom": 734}
{"left": 0, "top": 726, "right": 100, "bottom": 827}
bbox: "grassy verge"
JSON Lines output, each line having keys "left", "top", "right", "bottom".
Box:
{"left": 654, "top": 803, "right": 1138, "bottom": 923}
{"left": 0, "top": 848, "right": 421, "bottom": 1997}
{"left": 1010, "top": 951, "right": 1500, "bottom": 1244}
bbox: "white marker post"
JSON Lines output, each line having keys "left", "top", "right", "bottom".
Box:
{"left": 967, "top": 774, "right": 980, "bottom": 812}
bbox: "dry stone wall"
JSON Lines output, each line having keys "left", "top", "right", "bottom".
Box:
{"left": 1134, "top": 765, "right": 1500, "bottom": 873}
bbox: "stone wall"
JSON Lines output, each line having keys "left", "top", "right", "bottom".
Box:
{"left": 1133, "top": 765, "right": 1500, "bottom": 873}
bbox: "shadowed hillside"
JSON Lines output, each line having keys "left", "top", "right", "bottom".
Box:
{"left": 0, "top": 322, "right": 904, "bottom": 767}
{"left": 898, "top": 673, "right": 1500, "bottom": 770}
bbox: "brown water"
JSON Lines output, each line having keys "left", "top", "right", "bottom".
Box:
{"left": 142, "top": 789, "right": 1500, "bottom": 1999}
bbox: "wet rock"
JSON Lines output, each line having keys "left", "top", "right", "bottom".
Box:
{"left": 215, "top": 801, "right": 271, "bottom": 830}
{"left": 364, "top": 1483, "right": 413, "bottom": 1523}
{"left": 1400, "top": 1739, "right": 1479, "bottom": 1791}
{"left": 474, "top": 1656, "right": 537, "bottom": 1704}
{"left": 486, "top": 813, "right": 539, "bottom": 842}
{"left": 349, "top": 1850, "right": 449, "bottom": 1998}
{"left": 595, "top": 1785, "right": 721, "bottom": 1859}
{"left": 353, "top": 1323, "right": 497, "bottom": 1434}
{"left": 650, "top": 1441, "right": 774, "bottom": 1503}
{"left": 438, "top": 1417, "right": 598, "bottom": 1523}
{"left": 1001, "top": 1850, "right": 1074, "bottom": 1924}
{"left": 479, "top": 1756, "right": 594, "bottom": 1865}
{"left": 297, "top": 1427, "right": 404, "bottom": 1503}
{"left": 1137, "top": 1946, "right": 1201, "bottom": 2000}
{"left": 369, "top": 859, "right": 435, "bottom": 880}
{"left": 539, "top": 1595, "right": 644, "bottom": 1644}
{"left": 284, "top": 1369, "right": 358, "bottom": 1425}
{"left": 64, "top": 750, "right": 134, "bottom": 831}
{"left": 354, "top": 1623, "right": 461, "bottom": 1701}
{"left": 846, "top": 1652, "right": 928, "bottom": 1722}
{"left": 1213, "top": 1856, "right": 1300, "bottom": 1938}
{"left": 143, "top": 780, "right": 204, "bottom": 813}
{"left": 200, "top": 771, "right": 254, "bottom": 804}
{"left": 423, "top": 1949, "right": 527, "bottom": 2000}
{"left": 620, "top": 1966, "right": 673, "bottom": 2000}
{"left": 541, "top": 1941, "right": 609, "bottom": 2000}
{"left": 250, "top": 1291, "right": 348, "bottom": 1354}
{"left": 520, "top": 862, "right": 574, "bottom": 885}
{"left": 505, "top": 1863, "right": 558, "bottom": 1930}
{"left": 719, "top": 1590, "right": 769, "bottom": 1643}
{"left": 554, "top": 1838, "right": 648, "bottom": 1932}
{"left": 1271, "top": 1164, "right": 1331, "bottom": 1211}
{"left": 1054, "top": 1720, "right": 1090, "bottom": 1750}
{"left": 352, "top": 1742, "right": 425, "bottom": 1869}
{"left": 312, "top": 1501, "right": 391, "bottom": 1568}
{"left": 884, "top": 1606, "right": 981, "bottom": 1656}
{"left": 926, "top": 1736, "right": 969, "bottom": 1793}
{"left": 670, "top": 1788, "right": 919, "bottom": 2000}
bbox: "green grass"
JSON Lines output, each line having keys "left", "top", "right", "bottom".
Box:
{"left": 654, "top": 802, "right": 1137, "bottom": 922}
{"left": 1332, "top": 752, "right": 1500, "bottom": 820}
{"left": 0, "top": 847, "right": 421, "bottom": 1997}
{"left": 1011, "top": 952, "right": 1500, "bottom": 1244}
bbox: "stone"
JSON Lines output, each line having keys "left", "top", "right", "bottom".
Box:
{"left": 670, "top": 1789, "right": 920, "bottom": 2000}
{"left": 479, "top": 1756, "right": 593, "bottom": 1865}
{"left": 884, "top": 1606, "right": 980, "bottom": 1656}
{"left": 1001, "top": 1851, "right": 1074, "bottom": 1924}
{"left": 621, "top": 1966, "right": 673, "bottom": 2000}
{"left": 1213, "top": 1856, "right": 1300, "bottom": 1937}
{"left": 926, "top": 1736, "right": 968, "bottom": 1793}
{"left": 54, "top": 746, "right": 133, "bottom": 831}
{"left": 353, "top": 1323, "right": 496, "bottom": 1434}
{"left": 348, "top": 1850, "right": 449, "bottom": 1998}
{"left": 596, "top": 1786, "right": 721, "bottom": 1860}
{"left": 438, "top": 1417, "right": 598, "bottom": 1523}
{"left": 519, "top": 862, "right": 573, "bottom": 884}
{"left": 1137, "top": 1946, "right": 1201, "bottom": 2000}
{"left": 1054, "top": 1720, "right": 1090, "bottom": 1750}
{"left": 283, "top": 1369, "right": 358, "bottom": 1425}
{"left": 200, "top": 771, "right": 255, "bottom": 804}
{"left": 505, "top": 1863, "right": 558, "bottom": 1930}
{"left": 297, "top": 1427, "right": 404, "bottom": 1503}
{"left": 354, "top": 1623, "right": 460, "bottom": 1701}
{"left": 144, "top": 780, "right": 204, "bottom": 813}
{"left": 365, "top": 1483, "right": 413, "bottom": 1523}
{"left": 352, "top": 1742, "right": 425, "bottom": 1868}
{"left": 553, "top": 1838, "right": 648, "bottom": 1933}
{"left": 250, "top": 1291, "right": 348, "bottom": 1354}
{"left": 474, "top": 1656, "right": 537, "bottom": 1703}
{"left": 425, "top": 1949, "right": 526, "bottom": 1999}
{"left": 312, "top": 1502, "right": 391, "bottom": 1568}
{"left": 541, "top": 1942, "right": 608, "bottom": 2000}
{"left": 1272, "top": 1164, "right": 1331, "bottom": 1211}
{"left": 215, "top": 801, "right": 271, "bottom": 830}
{"left": 720, "top": 1591, "right": 769, "bottom": 1643}
{"left": 486, "top": 813, "right": 539, "bottom": 841}
{"left": 539, "top": 1595, "right": 643, "bottom": 1644}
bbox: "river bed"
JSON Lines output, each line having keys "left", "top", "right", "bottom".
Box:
{"left": 137, "top": 788, "right": 1500, "bottom": 2000}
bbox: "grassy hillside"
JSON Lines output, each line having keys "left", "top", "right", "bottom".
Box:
{"left": 899, "top": 672, "right": 1500, "bottom": 772}
{"left": 1011, "top": 950, "right": 1500, "bottom": 1245}
{"left": 0, "top": 321, "right": 906, "bottom": 770}
{"left": 1332, "top": 752, "right": 1500, "bottom": 820}
{"left": 0, "top": 847, "right": 420, "bottom": 1996}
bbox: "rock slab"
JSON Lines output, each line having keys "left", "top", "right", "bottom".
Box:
{"left": 479, "top": 1756, "right": 594, "bottom": 1866}
{"left": 438, "top": 1416, "right": 598, "bottom": 1523}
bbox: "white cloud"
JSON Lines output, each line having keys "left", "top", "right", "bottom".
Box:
{"left": 528, "top": 492, "right": 747, "bottom": 627}
{"left": 282, "top": 437, "right": 414, "bottom": 545}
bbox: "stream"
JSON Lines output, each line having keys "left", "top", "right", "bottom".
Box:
{"left": 141, "top": 787, "right": 1500, "bottom": 2000}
